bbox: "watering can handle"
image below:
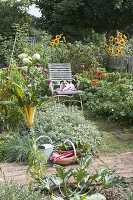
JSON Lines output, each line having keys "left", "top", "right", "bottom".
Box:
{"left": 35, "top": 135, "right": 53, "bottom": 145}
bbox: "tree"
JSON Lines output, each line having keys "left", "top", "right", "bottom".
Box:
{"left": 35, "top": 0, "right": 133, "bottom": 41}
{"left": 0, "top": 0, "right": 31, "bottom": 37}
{"left": 0, "top": 0, "right": 32, "bottom": 65}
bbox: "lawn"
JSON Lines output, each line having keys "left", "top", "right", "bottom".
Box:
{"left": 91, "top": 118, "right": 133, "bottom": 154}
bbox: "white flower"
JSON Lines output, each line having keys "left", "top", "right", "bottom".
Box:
{"left": 22, "top": 58, "right": 32, "bottom": 64}
{"left": 22, "top": 66, "right": 28, "bottom": 72}
{"left": 32, "top": 53, "right": 41, "bottom": 60}
{"left": 87, "top": 193, "right": 106, "bottom": 200}
{"left": 18, "top": 53, "right": 28, "bottom": 59}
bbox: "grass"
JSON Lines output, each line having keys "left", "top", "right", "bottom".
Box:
{"left": 91, "top": 118, "right": 133, "bottom": 154}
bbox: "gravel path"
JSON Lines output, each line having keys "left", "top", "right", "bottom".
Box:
{"left": 0, "top": 152, "right": 133, "bottom": 184}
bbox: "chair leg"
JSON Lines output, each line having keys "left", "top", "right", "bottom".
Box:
{"left": 79, "top": 95, "right": 83, "bottom": 111}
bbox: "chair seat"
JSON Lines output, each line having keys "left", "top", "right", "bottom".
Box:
{"left": 54, "top": 90, "right": 83, "bottom": 95}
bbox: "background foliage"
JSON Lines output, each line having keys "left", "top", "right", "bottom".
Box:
{"left": 35, "top": 0, "right": 133, "bottom": 41}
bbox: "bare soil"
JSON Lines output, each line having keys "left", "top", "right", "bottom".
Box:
{"left": 0, "top": 152, "right": 133, "bottom": 184}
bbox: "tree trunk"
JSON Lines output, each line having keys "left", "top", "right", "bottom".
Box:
{"left": 106, "top": 30, "right": 111, "bottom": 45}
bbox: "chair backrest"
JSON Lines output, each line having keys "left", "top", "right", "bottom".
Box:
{"left": 48, "top": 63, "right": 72, "bottom": 83}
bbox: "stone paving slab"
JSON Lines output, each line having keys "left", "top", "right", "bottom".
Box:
{"left": 0, "top": 152, "right": 133, "bottom": 184}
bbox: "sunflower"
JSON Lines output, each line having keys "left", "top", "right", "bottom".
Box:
{"left": 118, "top": 50, "right": 124, "bottom": 55}
{"left": 50, "top": 41, "right": 56, "bottom": 46}
{"left": 116, "top": 49, "right": 123, "bottom": 55}
{"left": 108, "top": 47, "right": 114, "bottom": 54}
{"left": 114, "top": 38, "right": 119, "bottom": 43}
{"left": 109, "top": 36, "right": 114, "bottom": 41}
{"left": 119, "top": 39, "right": 125, "bottom": 46}
{"left": 56, "top": 34, "right": 62, "bottom": 39}
{"left": 123, "top": 35, "right": 127, "bottom": 40}
{"left": 118, "top": 32, "right": 122, "bottom": 38}
{"left": 54, "top": 39, "right": 59, "bottom": 45}
{"left": 115, "top": 49, "right": 119, "bottom": 54}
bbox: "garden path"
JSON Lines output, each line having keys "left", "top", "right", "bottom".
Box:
{"left": 0, "top": 152, "right": 133, "bottom": 184}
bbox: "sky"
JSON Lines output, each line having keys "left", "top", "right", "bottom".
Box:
{"left": 28, "top": 4, "right": 42, "bottom": 18}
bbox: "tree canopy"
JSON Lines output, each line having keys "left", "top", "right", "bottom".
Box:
{"left": 35, "top": 0, "right": 133, "bottom": 41}
{"left": 0, "top": 0, "right": 31, "bottom": 37}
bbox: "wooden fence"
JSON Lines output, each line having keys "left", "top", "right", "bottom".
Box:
{"left": 109, "top": 55, "right": 133, "bottom": 73}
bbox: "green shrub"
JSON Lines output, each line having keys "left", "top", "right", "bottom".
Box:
{"left": 44, "top": 40, "right": 107, "bottom": 74}
{"left": 34, "top": 103, "right": 101, "bottom": 154}
{"left": 0, "top": 133, "right": 33, "bottom": 163}
{"left": 0, "top": 137, "right": 8, "bottom": 162}
{"left": 79, "top": 72, "right": 133, "bottom": 126}
{"left": 1, "top": 103, "right": 101, "bottom": 163}
{"left": 0, "top": 181, "right": 46, "bottom": 200}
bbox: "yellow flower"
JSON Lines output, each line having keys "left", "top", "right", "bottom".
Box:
{"left": 123, "top": 35, "right": 127, "bottom": 40}
{"left": 54, "top": 39, "right": 59, "bottom": 45}
{"left": 109, "top": 36, "right": 114, "bottom": 41}
{"left": 116, "top": 49, "right": 123, "bottom": 55}
{"left": 50, "top": 41, "right": 55, "bottom": 46}
{"left": 114, "top": 38, "right": 119, "bottom": 43}
{"left": 56, "top": 34, "right": 62, "bottom": 39}
{"left": 118, "top": 32, "right": 122, "bottom": 38}
{"left": 108, "top": 47, "right": 114, "bottom": 54}
{"left": 118, "top": 50, "right": 124, "bottom": 55}
{"left": 119, "top": 39, "right": 125, "bottom": 46}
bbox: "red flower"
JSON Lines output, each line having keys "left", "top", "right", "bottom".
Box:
{"left": 98, "top": 71, "right": 103, "bottom": 76}
{"left": 92, "top": 79, "right": 97, "bottom": 86}
{"left": 94, "top": 75, "right": 99, "bottom": 79}
{"left": 100, "top": 73, "right": 106, "bottom": 77}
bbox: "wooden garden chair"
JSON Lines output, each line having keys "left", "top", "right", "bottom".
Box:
{"left": 48, "top": 63, "right": 83, "bottom": 109}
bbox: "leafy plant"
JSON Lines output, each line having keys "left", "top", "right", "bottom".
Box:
{"left": 30, "top": 155, "right": 123, "bottom": 199}
{"left": 1, "top": 132, "right": 33, "bottom": 163}
{"left": 34, "top": 103, "right": 102, "bottom": 154}
{"left": 28, "top": 137, "right": 46, "bottom": 179}
{"left": 2, "top": 52, "right": 49, "bottom": 129}
{"left": 0, "top": 181, "right": 46, "bottom": 200}
{"left": 78, "top": 72, "right": 133, "bottom": 126}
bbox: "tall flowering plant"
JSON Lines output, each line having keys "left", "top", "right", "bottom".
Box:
{"left": 108, "top": 31, "right": 127, "bottom": 56}
{"left": 8, "top": 53, "right": 49, "bottom": 129}
{"left": 75, "top": 64, "right": 107, "bottom": 87}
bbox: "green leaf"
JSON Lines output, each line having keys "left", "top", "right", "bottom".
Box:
{"left": 51, "top": 175, "right": 62, "bottom": 185}
{"left": 73, "top": 168, "right": 88, "bottom": 184}
{"left": 11, "top": 82, "right": 25, "bottom": 106}
{"left": 79, "top": 156, "right": 92, "bottom": 168}
{"left": 0, "top": 101, "right": 15, "bottom": 106}
{"left": 70, "top": 193, "right": 81, "bottom": 200}
{"left": 54, "top": 164, "right": 72, "bottom": 182}
{"left": 51, "top": 195, "right": 64, "bottom": 200}
{"left": 81, "top": 195, "right": 87, "bottom": 200}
